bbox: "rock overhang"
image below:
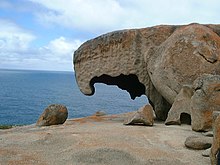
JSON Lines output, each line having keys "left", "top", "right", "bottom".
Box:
{"left": 90, "top": 74, "right": 146, "bottom": 100}
{"left": 73, "top": 23, "right": 220, "bottom": 122}
{"left": 73, "top": 28, "right": 149, "bottom": 98}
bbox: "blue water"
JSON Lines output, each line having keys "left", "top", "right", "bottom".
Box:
{"left": 0, "top": 69, "right": 148, "bottom": 125}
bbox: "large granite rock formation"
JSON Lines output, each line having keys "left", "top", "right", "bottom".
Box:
{"left": 73, "top": 23, "right": 220, "bottom": 130}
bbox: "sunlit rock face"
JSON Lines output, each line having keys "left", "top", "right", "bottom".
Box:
{"left": 36, "top": 104, "right": 68, "bottom": 126}
{"left": 191, "top": 74, "right": 220, "bottom": 131}
{"left": 73, "top": 23, "right": 220, "bottom": 121}
{"left": 210, "top": 112, "right": 220, "bottom": 165}
{"left": 165, "top": 85, "right": 193, "bottom": 125}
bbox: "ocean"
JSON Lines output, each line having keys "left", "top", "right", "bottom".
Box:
{"left": 0, "top": 69, "right": 148, "bottom": 125}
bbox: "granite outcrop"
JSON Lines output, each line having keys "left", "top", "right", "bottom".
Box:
{"left": 73, "top": 23, "right": 220, "bottom": 131}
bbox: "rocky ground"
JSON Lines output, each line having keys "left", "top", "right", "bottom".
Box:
{"left": 0, "top": 113, "right": 211, "bottom": 165}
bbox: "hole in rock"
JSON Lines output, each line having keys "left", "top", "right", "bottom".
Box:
{"left": 180, "top": 113, "right": 191, "bottom": 125}
{"left": 90, "top": 74, "right": 146, "bottom": 100}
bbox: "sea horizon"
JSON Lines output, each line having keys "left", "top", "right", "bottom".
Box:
{"left": 0, "top": 68, "right": 148, "bottom": 125}
{"left": 0, "top": 68, "right": 74, "bottom": 73}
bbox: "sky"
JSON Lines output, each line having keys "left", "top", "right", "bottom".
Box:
{"left": 0, "top": 0, "right": 219, "bottom": 71}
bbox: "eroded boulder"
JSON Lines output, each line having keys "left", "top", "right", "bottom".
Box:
{"left": 191, "top": 74, "right": 220, "bottom": 131}
{"left": 123, "top": 104, "right": 155, "bottom": 126}
{"left": 185, "top": 136, "right": 212, "bottom": 150}
{"left": 210, "top": 112, "right": 220, "bottom": 165}
{"left": 147, "top": 24, "right": 220, "bottom": 105}
{"left": 165, "top": 85, "right": 193, "bottom": 125}
{"left": 36, "top": 104, "right": 68, "bottom": 126}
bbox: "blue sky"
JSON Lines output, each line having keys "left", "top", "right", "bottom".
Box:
{"left": 0, "top": 0, "right": 220, "bottom": 71}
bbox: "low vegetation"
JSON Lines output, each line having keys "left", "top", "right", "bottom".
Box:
{"left": 0, "top": 125, "right": 13, "bottom": 129}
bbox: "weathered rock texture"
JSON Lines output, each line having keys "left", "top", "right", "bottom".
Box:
{"left": 0, "top": 114, "right": 211, "bottom": 165}
{"left": 165, "top": 85, "right": 193, "bottom": 125}
{"left": 74, "top": 23, "right": 220, "bottom": 123}
{"left": 210, "top": 112, "right": 220, "bottom": 165}
{"left": 191, "top": 74, "right": 220, "bottom": 131}
{"left": 36, "top": 104, "right": 68, "bottom": 126}
{"left": 185, "top": 136, "right": 212, "bottom": 150}
{"left": 123, "top": 104, "right": 155, "bottom": 126}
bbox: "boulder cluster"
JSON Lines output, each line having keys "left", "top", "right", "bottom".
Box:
{"left": 73, "top": 23, "right": 220, "bottom": 164}
{"left": 166, "top": 74, "right": 220, "bottom": 131}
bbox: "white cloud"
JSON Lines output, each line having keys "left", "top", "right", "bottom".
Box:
{"left": 30, "top": 0, "right": 125, "bottom": 32}
{"left": 29, "top": 0, "right": 220, "bottom": 33}
{"left": 38, "top": 37, "right": 82, "bottom": 70}
{"left": 0, "top": 19, "right": 35, "bottom": 52}
{"left": 1, "top": 0, "right": 220, "bottom": 71}
{"left": 42, "top": 37, "right": 81, "bottom": 57}
{"left": 0, "top": 19, "right": 82, "bottom": 71}
{"left": 0, "top": 36, "right": 82, "bottom": 71}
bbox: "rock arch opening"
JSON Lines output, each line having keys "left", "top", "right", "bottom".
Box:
{"left": 90, "top": 74, "right": 146, "bottom": 100}
{"left": 180, "top": 113, "right": 191, "bottom": 125}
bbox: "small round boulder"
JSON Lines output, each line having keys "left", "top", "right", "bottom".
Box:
{"left": 36, "top": 104, "right": 68, "bottom": 126}
{"left": 185, "top": 136, "right": 212, "bottom": 150}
